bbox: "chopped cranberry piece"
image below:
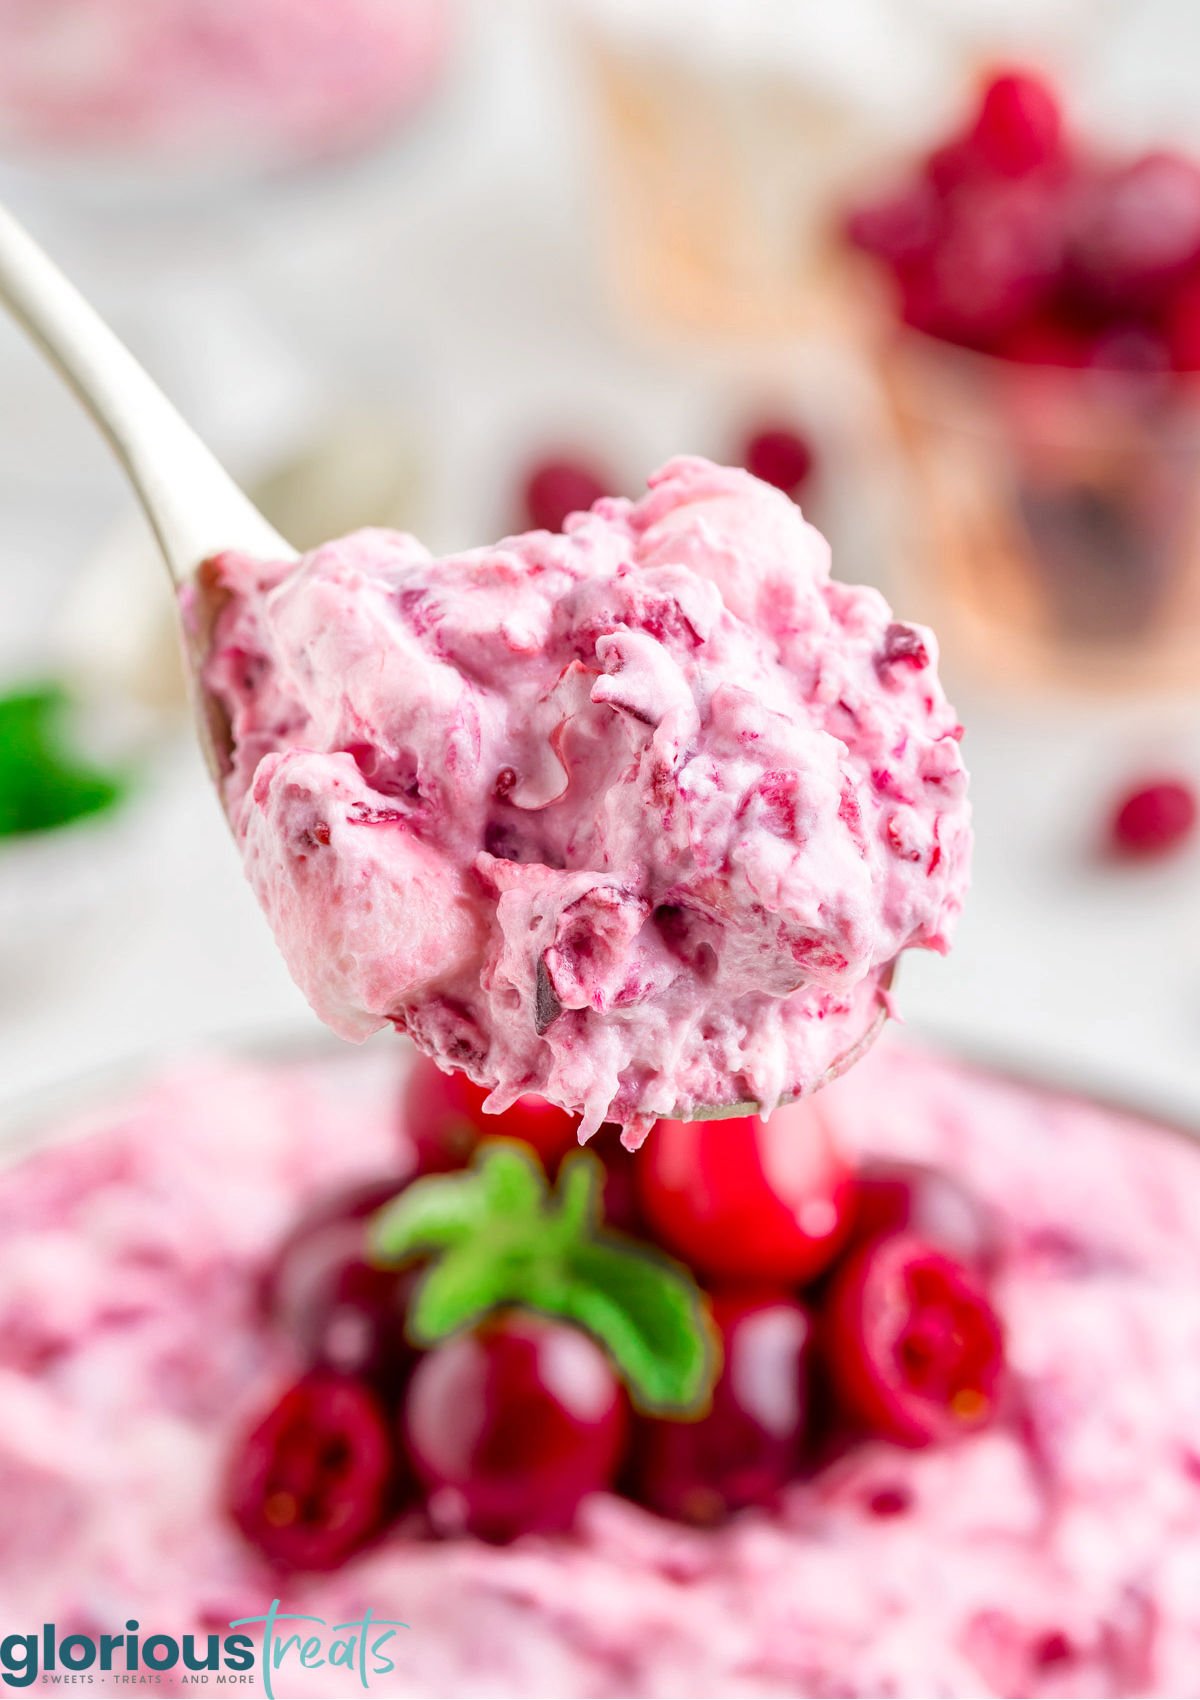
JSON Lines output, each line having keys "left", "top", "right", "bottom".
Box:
{"left": 1109, "top": 777, "right": 1197, "bottom": 858}
{"left": 521, "top": 457, "right": 611, "bottom": 533}
{"left": 968, "top": 71, "right": 1064, "bottom": 179}
{"left": 823, "top": 1233, "right": 1005, "bottom": 1448}
{"left": 740, "top": 425, "right": 815, "bottom": 500}
{"left": 226, "top": 1373, "right": 397, "bottom": 1570}
{"left": 877, "top": 622, "right": 930, "bottom": 674}
{"left": 850, "top": 1160, "right": 999, "bottom": 1273}
{"left": 402, "top": 1312, "right": 627, "bottom": 1541}
{"left": 636, "top": 1098, "right": 856, "bottom": 1286}
{"left": 401, "top": 1052, "right": 579, "bottom": 1176}
{"left": 263, "top": 1180, "right": 418, "bottom": 1392}
{"left": 628, "top": 1292, "right": 811, "bottom": 1525}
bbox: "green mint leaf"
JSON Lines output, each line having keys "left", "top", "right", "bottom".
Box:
{"left": 407, "top": 1244, "right": 515, "bottom": 1343}
{"left": 0, "top": 683, "right": 130, "bottom": 839}
{"left": 369, "top": 1168, "right": 489, "bottom": 1263}
{"left": 369, "top": 1140, "right": 719, "bottom": 1417}
{"left": 559, "top": 1238, "right": 717, "bottom": 1416}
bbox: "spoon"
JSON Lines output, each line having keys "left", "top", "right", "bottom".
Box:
{"left": 0, "top": 203, "right": 890, "bottom": 1120}
{"left": 0, "top": 202, "right": 295, "bottom": 776}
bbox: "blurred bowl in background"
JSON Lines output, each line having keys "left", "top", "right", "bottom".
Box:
{"left": 0, "top": 0, "right": 457, "bottom": 188}
{"left": 881, "top": 327, "right": 1200, "bottom": 692}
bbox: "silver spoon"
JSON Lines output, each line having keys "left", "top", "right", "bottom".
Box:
{"left": 0, "top": 202, "right": 890, "bottom": 1120}
{"left": 0, "top": 202, "right": 295, "bottom": 775}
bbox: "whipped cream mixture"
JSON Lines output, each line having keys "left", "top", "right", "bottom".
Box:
{"left": 2, "top": 1041, "right": 1198, "bottom": 1697}
{"left": 201, "top": 459, "right": 970, "bottom": 1140}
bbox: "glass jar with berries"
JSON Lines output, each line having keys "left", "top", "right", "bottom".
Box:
{"left": 847, "top": 68, "right": 1200, "bottom": 691}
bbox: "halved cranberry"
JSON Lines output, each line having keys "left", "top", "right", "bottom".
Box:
{"left": 740, "top": 425, "right": 815, "bottom": 500}
{"left": 401, "top": 1053, "right": 580, "bottom": 1176}
{"left": 636, "top": 1099, "right": 856, "bottom": 1286}
{"left": 263, "top": 1181, "right": 418, "bottom": 1392}
{"left": 226, "top": 1373, "right": 397, "bottom": 1569}
{"left": 850, "top": 1161, "right": 998, "bottom": 1273}
{"left": 521, "top": 457, "right": 611, "bottom": 533}
{"left": 968, "top": 71, "right": 1064, "bottom": 179}
{"left": 824, "top": 1234, "right": 1004, "bottom": 1448}
{"left": 1109, "top": 777, "right": 1197, "bottom": 858}
{"left": 628, "top": 1293, "right": 810, "bottom": 1525}
{"left": 402, "top": 1312, "right": 627, "bottom": 1542}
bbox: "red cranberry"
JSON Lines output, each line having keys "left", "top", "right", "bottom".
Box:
{"left": 740, "top": 425, "right": 815, "bottom": 500}
{"left": 824, "top": 1234, "right": 1005, "bottom": 1448}
{"left": 636, "top": 1098, "right": 856, "bottom": 1287}
{"left": 1109, "top": 777, "right": 1198, "bottom": 858}
{"left": 1070, "top": 152, "right": 1200, "bottom": 311}
{"left": 968, "top": 71, "right": 1064, "bottom": 179}
{"left": 401, "top": 1053, "right": 580, "bottom": 1176}
{"left": 846, "top": 181, "right": 941, "bottom": 266}
{"left": 850, "top": 1160, "right": 998, "bottom": 1273}
{"left": 1165, "top": 276, "right": 1200, "bottom": 371}
{"left": 402, "top": 1312, "right": 627, "bottom": 1542}
{"left": 628, "top": 1292, "right": 810, "bottom": 1525}
{"left": 226, "top": 1373, "right": 397, "bottom": 1570}
{"left": 263, "top": 1182, "right": 418, "bottom": 1392}
{"left": 521, "top": 457, "right": 611, "bottom": 533}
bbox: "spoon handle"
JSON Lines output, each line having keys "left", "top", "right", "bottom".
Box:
{"left": 0, "top": 202, "right": 293, "bottom": 585}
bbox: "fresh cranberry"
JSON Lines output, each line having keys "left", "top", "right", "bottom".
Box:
{"left": 401, "top": 1053, "right": 580, "bottom": 1176}
{"left": 850, "top": 1161, "right": 998, "bottom": 1273}
{"left": 636, "top": 1098, "right": 856, "bottom": 1286}
{"left": 628, "top": 1293, "right": 810, "bottom": 1525}
{"left": 226, "top": 1373, "right": 397, "bottom": 1569}
{"left": 846, "top": 181, "right": 941, "bottom": 266}
{"left": 740, "top": 425, "right": 815, "bottom": 500}
{"left": 824, "top": 1234, "right": 1005, "bottom": 1448}
{"left": 402, "top": 1312, "right": 627, "bottom": 1542}
{"left": 1108, "top": 777, "right": 1198, "bottom": 858}
{"left": 899, "top": 179, "right": 1063, "bottom": 348}
{"left": 968, "top": 71, "right": 1064, "bottom": 179}
{"left": 521, "top": 457, "right": 611, "bottom": 533}
{"left": 1069, "top": 152, "right": 1200, "bottom": 311}
{"left": 263, "top": 1181, "right": 418, "bottom": 1391}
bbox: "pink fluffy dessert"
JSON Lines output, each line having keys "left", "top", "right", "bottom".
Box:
{"left": 201, "top": 458, "right": 971, "bottom": 1141}
{"left": 2, "top": 1039, "right": 1199, "bottom": 1696}
{"left": 0, "top": 0, "right": 451, "bottom": 165}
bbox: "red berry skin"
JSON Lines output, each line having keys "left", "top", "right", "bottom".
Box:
{"left": 263, "top": 1181, "right": 419, "bottom": 1393}
{"left": 522, "top": 458, "right": 611, "bottom": 533}
{"left": 968, "top": 71, "right": 1064, "bottom": 179}
{"left": 628, "top": 1292, "right": 810, "bottom": 1525}
{"left": 402, "top": 1313, "right": 627, "bottom": 1542}
{"left": 402, "top": 1054, "right": 580, "bottom": 1177}
{"left": 636, "top": 1098, "right": 856, "bottom": 1287}
{"left": 1165, "top": 276, "right": 1200, "bottom": 371}
{"left": 1109, "top": 778, "right": 1198, "bottom": 858}
{"left": 1069, "top": 152, "right": 1200, "bottom": 313}
{"left": 850, "top": 1161, "right": 999, "bottom": 1274}
{"left": 226, "top": 1374, "right": 398, "bottom": 1570}
{"left": 741, "top": 425, "right": 815, "bottom": 499}
{"left": 824, "top": 1234, "right": 1005, "bottom": 1448}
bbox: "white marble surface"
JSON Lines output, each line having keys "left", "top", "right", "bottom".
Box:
{"left": 1, "top": 0, "right": 1199, "bottom": 1130}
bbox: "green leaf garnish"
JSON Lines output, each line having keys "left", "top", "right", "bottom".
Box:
{"left": 0, "top": 683, "right": 130, "bottom": 839}
{"left": 370, "top": 1143, "right": 718, "bottom": 1417}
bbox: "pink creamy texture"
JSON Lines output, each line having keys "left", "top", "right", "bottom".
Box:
{"left": 201, "top": 458, "right": 970, "bottom": 1142}
{"left": 0, "top": 0, "right": 449, "bottom": 162}
{"left": 1, "top": 1040, "right": 1199, "bottom": 1696}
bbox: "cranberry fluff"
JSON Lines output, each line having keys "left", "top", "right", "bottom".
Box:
{"left": 197, "top": 457, "right": 970, "bottom": 1143}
